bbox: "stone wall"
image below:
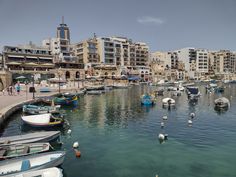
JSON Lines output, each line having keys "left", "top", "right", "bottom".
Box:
{"left": 0, "top": 70, "right": 12, "bottom": 91}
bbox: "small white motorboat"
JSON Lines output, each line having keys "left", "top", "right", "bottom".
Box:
{"left": 0, "top": 142, "right": 50, "bottom": 160}
{"left": 0, "top": 151, "right": 65, "bottom": 176}
{"left": 214, "top": 97, "right": 230, "bottom": 109}
{"left": 21, "top": 113, "right": 64, "bottom": 127}
{"left": 86, "top": 90, "right": 103, "bottom": 95}
{"left": 3, "top": 167, "right": 63, "bottom": 177}
{"left": 162, "top": 98, "right": 175, "bottom": 107}
{"left": 0, "top": 131, "right": 60, "bottom": 147}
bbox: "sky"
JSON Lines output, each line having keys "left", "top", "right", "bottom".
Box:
{"left": 0, "top": 0, "right": 236, "bottom": 52}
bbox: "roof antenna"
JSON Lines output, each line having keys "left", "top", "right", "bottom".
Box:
{"left": 62, "top": 16, "right": 64, "bottom": 24}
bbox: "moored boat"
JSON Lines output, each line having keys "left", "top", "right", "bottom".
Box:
{"left": 0, "top": 143, "right": 50, "bottom": 160}
{"left": 141, "top": 94, "right": 155, "bottom": 105}
{"left": 0, "top": 131, "right": 60, "bottom": 147}
{"left": 214, "top": 97, "right": 230, "bottom": 109}
{"left": 87, "top": 90, "right": 103, "bottom": 95}
{"left": 162, "top": 98, "right": 175, "bottom": 107}
{"left": 23, "top": 104, "right": 61, "bottom": 115}
{"left": 2, "top": 167, "right": 63, "bottom": 177}
{"left": 21, "top": 113, "right": 64, "bottom": 127}
{"left": 186, "top": 86, "right": 200, "bottom": 99}
{"left": 0, "top": 151, "right": 65, "bottom": 176}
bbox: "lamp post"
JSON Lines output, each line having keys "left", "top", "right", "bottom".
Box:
{"left": 58, "top": 73, "right": 61, "bottom": 93}
{"left": 58, "top": 68, "right": 62, "bottom": 93}
{"left": 32, "top": 74, "right": 35, "bottom": 99}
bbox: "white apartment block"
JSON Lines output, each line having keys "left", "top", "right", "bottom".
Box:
{"left": 97, "top": 37, "right": 149, "bottom": 67}
{"left": 195, "top": 49, "right": 208, "bottom": 73}
{"left": 42, "top": 38, "right": 73, "bottom": 62}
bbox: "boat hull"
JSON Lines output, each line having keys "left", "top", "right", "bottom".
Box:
{"left": 0, "top": 143, "right": 50, "bottom": 160}
{"left": 0, "top": 131, "right": 60, "bottom": 147}
{"left": 0, "top": 151, "right": 65, "bottom": 176}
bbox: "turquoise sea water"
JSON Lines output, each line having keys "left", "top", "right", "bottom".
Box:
{"left": 1, "top": 84, "right": 236, "bottom": 177}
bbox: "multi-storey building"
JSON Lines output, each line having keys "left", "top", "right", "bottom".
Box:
{"left": 96, "top": 37, "right": 149, "bottom": 67}
{"left": 135, "top": 42, "right": 149, "bottom": 66}
{"left": 3, "top": 44, "right": 54, "bottom": 72}
{"left": 42, "top": 20, "right": 85, "bottom": 80}
{"left": 57, "top": 17, "right": 70, "bottom": 42}
{"left": 2, "top": 43, "right": 55, "bottom": 80}
{"left": 176, "top": 48, "right": 196, "bottom": 74}
{"left": 0, "top": 53, "right": 3, "bottom": 69}
{"left": 72, "top": 37, "right": 100, "bottom": 65}
{"left": 195, "top": 49, "right": 208, "bottom": 74}
{"left": 230, "top": 52, "right": 236, "bottom": 73}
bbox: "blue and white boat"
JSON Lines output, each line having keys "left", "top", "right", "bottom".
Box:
{"left": 0, "top": 151, "right": 65, "bottom": 176}
{"left": 186, "top": 86, "right": 200, "bottom": 100}
{"left": 23, "top": 104, "right": 61, "bottom": 115}
{"left": 141, "top": 94, "right": 155, "bottom": 105}
{"left": 2, "top": 167, "right": 63, "bottom": 177}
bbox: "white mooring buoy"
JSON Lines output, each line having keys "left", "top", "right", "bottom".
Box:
{"left": 73, "top": 142, "right": 79, "bottom": 148}
{"left": 67, "top": 129, "right": 72, "bottom": 135}
{"left": 162, "top": 115, "right": 168, "bottom": 120}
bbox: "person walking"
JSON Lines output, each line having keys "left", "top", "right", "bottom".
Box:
{"left": 9, "top": 85, "right": 13, "bottom": 96}
{"left": 16, "top": 83, "right": 21, "bottom": 95}
{"left": 7, "top": 87, "right": 10, "bottom": 95}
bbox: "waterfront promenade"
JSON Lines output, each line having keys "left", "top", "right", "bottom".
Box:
{"left": 0, "top": 85, "right": 79, "bottom": 126}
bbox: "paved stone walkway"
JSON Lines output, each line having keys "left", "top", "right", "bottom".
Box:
{"left": 0, "top": 91, "right": 57, "bottom": 111}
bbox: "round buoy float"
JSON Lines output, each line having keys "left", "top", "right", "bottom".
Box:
{"left": 74, "top": 149, "right": 81, "bottom": 158}
{"left": 67, "top": 129, "right": 72, "bottom": 135}
{"left": 73, "top": 142, "right": 79, "bottom": 148}
{"left": 190, "top": 113, "right": 195, "bottom": 118}
{"left": 162, "top": 115, "right": 168, "bottom": 120}
{"left": 158, "top": 133, "right": 165, "bottom": 144}
{"left": 188, "top": 119, "right": 193, "bottom": 125}
{"left": 161, "top": 122, "right": 164, "bottom": 128}
{"left": 158, "top": 133, "right": 165, "bottom": 140}
{"left": 164, "top": 134, "right": 168, "bottom": 140}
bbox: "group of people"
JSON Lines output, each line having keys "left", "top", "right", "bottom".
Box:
{"left": 1, "top": 82, "right": 21, "bottom": 96}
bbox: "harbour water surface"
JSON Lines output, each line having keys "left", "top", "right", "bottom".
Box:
{"left": 1, "top": 84, "right": 236, "bottom": 177}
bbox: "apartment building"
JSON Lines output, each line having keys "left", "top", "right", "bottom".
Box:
{"left": 135, "top": 42, "right": 149, "bottom": 66}
{"left": 0, "top": 53, "right": 3, "bottom": 69}
{"left": 195, "top": 49, "right": 208, "bottom": 73}
{"left": 96, "top": 37, "right": 149, "bottom": 67}
{"left": 72, "top": 37, "right": 100, "bottom": 65}
{"left": 3, "top": 44, "right": 54, "bottom": 72}
{"left": 230, "top": 52, "right": 236, "bottom": 73}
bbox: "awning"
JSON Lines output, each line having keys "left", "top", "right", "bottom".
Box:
{"left": 26, "top": 56, "right": 38, "bottom": 59}
{"left": 39, "top": 63, "right": 54, "bottom": 67}
{"left": 6, "top": 62, "right": 21, "bottom": 65}
{"left": 8, "top": 55, "right": 24, "bottom": 58}
{"left": 25, "top": 62, "right": 38, "bottom": 66}
{"left": 128, "top": 76, "right": 140, "bottom": 81}
{"left": 39, "top": 57, "right": 53, "bottom": 60}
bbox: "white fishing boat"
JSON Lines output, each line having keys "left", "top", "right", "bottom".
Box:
{"left": 0, "top": 151, "right": 65, "bottom": 176}
{"left": 0, "top": 131, "right": 60, "bottom": 147}
{"left": 0, "top": 143, "right": 50, "bottom": 160}
{"left": 23, "top": 104, "right": 61, "bottom": 115}
{"left": 113, "top": 83, "right": 129, "bottom": 88}
{"left": 21, "top": 113, "right": 64, "bottom": 127}
{"left": 86, "top": 90, "right": 103, "bottom": 95}
{"left": 214, "top": 97, "right": 230, "bottom": 109}
{"left": 162, "top": 98, "right": 175, "bottom": 107}
{"left": 3, "top": 167, "right": 63, "bottom": 177}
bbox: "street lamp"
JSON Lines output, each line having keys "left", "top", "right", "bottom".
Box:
{"left": 58, "top": 68, "right": 61, "bottom": 93}
{"left": 31, "top": 74, "right": 35, "bottom": 99}
{"left": 58, "top": 73, "right": 61, "bottom": 93}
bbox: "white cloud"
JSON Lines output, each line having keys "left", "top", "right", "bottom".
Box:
{"left": 137, "top": 16, "right": 164, "bottom": 25}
